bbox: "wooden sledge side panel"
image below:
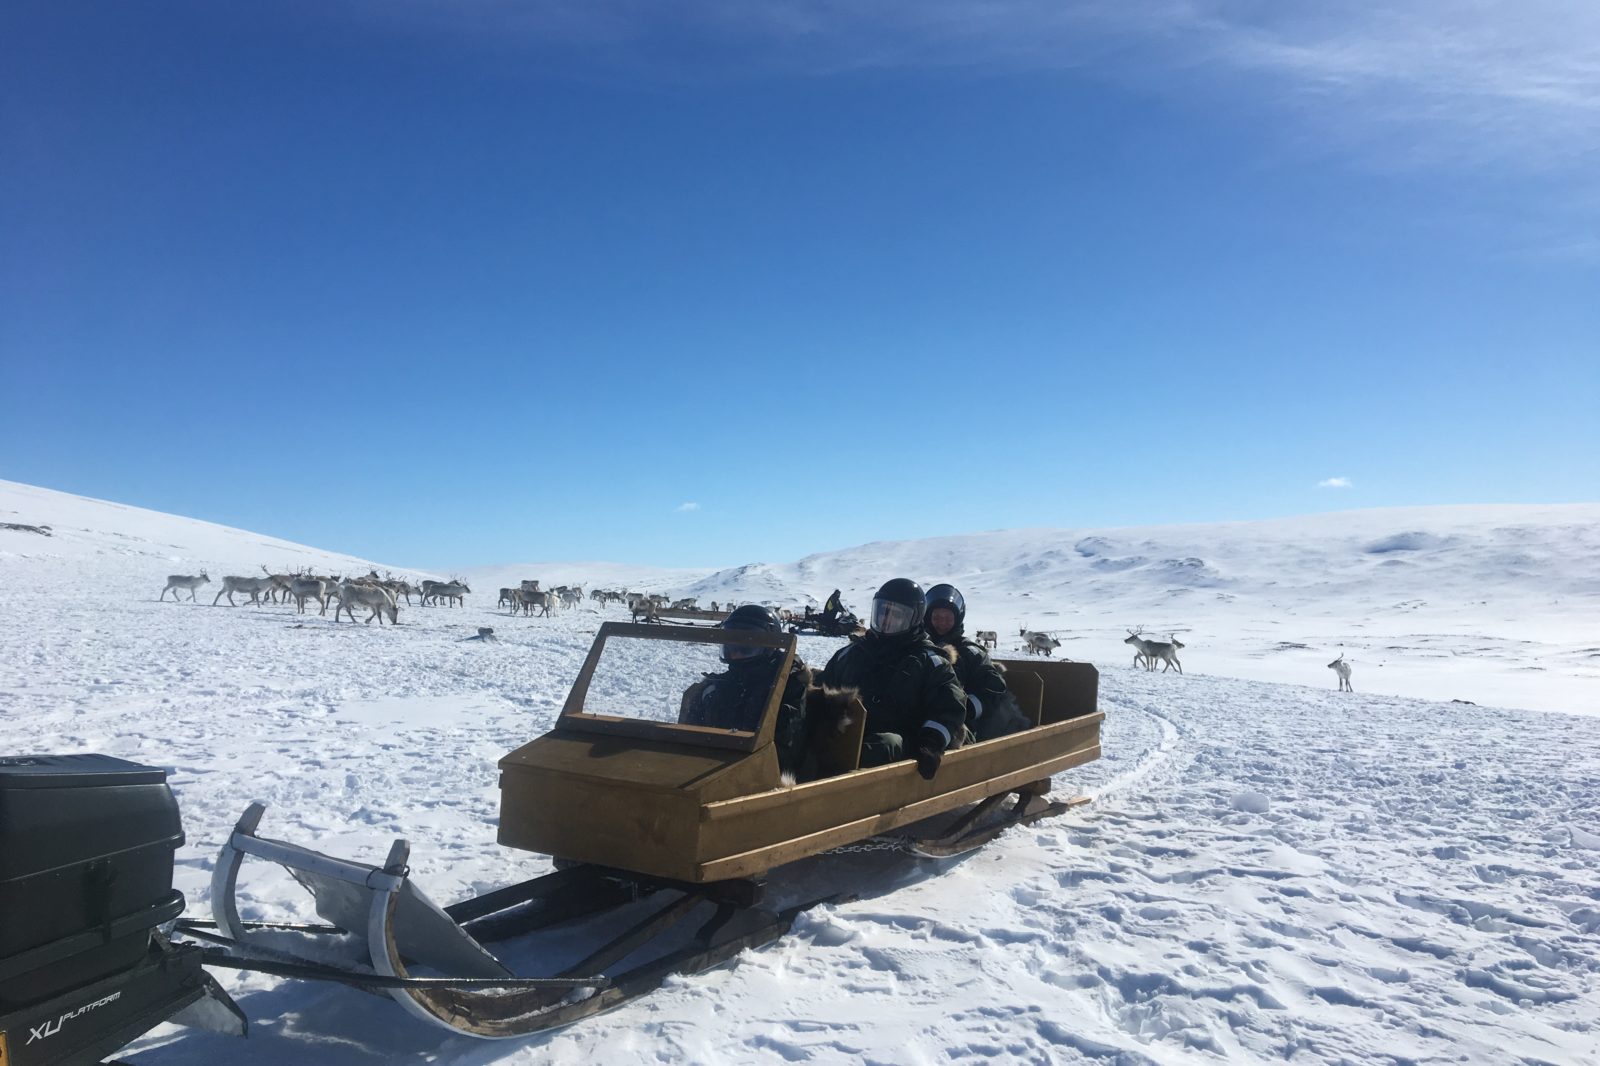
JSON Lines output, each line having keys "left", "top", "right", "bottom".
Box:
{"left": 1004, "top": 670, "right": 1045, "bottom": 728}
{"left": 697, "top": 726, "right": 1102, "bottom": 881}
{"left": 694, "top": 712, "right": 1103, "bottom": 881}
{"left": 498, "top": 763, "right": 701, "bottom": 874}
{"left": 995, "top": 658, "right": 1098, "bottom": 724}
{"left": 812, "top": 697, "right": 867, "bottom": 778}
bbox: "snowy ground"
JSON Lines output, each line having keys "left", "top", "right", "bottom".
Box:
{"left": 3, "top": 481, "right": 1598, "bottom": 1064}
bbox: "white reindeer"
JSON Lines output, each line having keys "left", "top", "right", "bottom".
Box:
{"left": 213, "top": 575, "right": 273, "bottom": 606}
{"left": 160, "top": 572, "right": 210, "bottom": 602}
{"left": 1328, "top": 654, "right": 1353, "bottom": 692}
{"left": 1125, "top": 629, "right": 1184, "bottom": 673}
{"left": 1159, "top": 635, "right": 1185, "bottom": 674}
{"left": 1020, "top": 629, "right": 1061, "bottom": 656}
{"left": 334, "top": 582, "right": 399, "bottom": 625}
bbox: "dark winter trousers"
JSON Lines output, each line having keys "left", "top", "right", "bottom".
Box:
{"left": 860, "top": 732, "right": 906, "bottom": 768}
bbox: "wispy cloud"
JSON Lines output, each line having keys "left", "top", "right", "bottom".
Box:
{"left": 371, "top": 2, "right": 1600, "bottom": 171}
{"left": 355, "top": 2, "right": 1600, "bottom": 250}
{"left": 1318, "top": 477, "right": 1353, "bottom": 489}
{"left": 675, "top": 501, "right": 701, "bottom": 512}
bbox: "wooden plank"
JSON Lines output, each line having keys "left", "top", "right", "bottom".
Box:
{"left": 814, "top": 697, "right": 867, "bottom": 777}
{"left": 646, "top": 608, "right": 732, "bottom": 624}
{"left": 996, "top": 658, "right": 1098, "bottom": 724}
{"left": 1005, "top": 669, "right": 1045, "bottom": 728}
{"left": 695, "top": 745, "right": 1103, "bottom": 881}
{"left": 701, "top": 714, "right": 1104, "bottom": 823}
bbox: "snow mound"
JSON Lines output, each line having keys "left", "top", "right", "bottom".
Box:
{"left": 1230, "top": 791, "right": 1272, "bottom": 813}
{"left": 1364, "top": 531, "right": 1453, "bottom": 554}
{"left": 1569, "top": 825, "right": 1600, "bottom": 850}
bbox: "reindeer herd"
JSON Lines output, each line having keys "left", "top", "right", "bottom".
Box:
{"left": 157, "top": 567, "right": 472, "bottom": 626}
{"left": 159, "top": 568, "right": 1357, "bottom": 689}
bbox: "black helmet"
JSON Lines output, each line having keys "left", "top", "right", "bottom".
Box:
{"left": 924, "top": 583, "right": 965, "bottom": 636}
{"left": 721, "top": 603, "right": 782, "bottom": 663}
{"left": 869, "top": 578, "right": 924, "bottom": 637}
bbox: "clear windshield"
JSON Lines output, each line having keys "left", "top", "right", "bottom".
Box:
{"left": 578, "top": 634, "right": 783, "bottom": 736}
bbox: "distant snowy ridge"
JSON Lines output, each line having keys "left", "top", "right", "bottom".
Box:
{"left": 3, "top": 480, "right": 1595, "bottom": 712}
{"left": 669, "top": 505, "right": 1600, "bottom": 614}
{"left": 0, "top": 478, "right": 417, "bottom": 579}
{"left": 663, "top": 505, "right": 1600, "bottom": 714}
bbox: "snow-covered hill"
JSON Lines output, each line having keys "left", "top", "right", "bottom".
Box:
{"left": 3, "top": 480, "right": 1598, "bottom": 1064}
{"left": 5, "top": 480, "right": 1596, "bottom": 713}
{"left": 660, "top": 506, "right": 1600, "bottom": 715}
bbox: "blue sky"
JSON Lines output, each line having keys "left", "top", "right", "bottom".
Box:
{"left": 3, "top": 1, "right": 1596, "bottom": 568}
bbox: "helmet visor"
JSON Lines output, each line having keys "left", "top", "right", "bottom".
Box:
{"left": 870, "top": 598, "right": 920, "bottom": 635}
{"left": 722, "top": 642, "right": 765, "bottom": 663}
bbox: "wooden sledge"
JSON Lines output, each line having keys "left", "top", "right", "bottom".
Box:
{"left": 497, "top": 623, "right": 1102, "bottom": 882}
{"left": 193, "top": 623, "right": 1101, "bottom": 1039}
{"left": 630, "top": 605, "right": 732, "bottom": 625}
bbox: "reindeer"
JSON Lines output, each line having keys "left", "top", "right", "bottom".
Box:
{"left": 213, "top": 575, "right": 273, "bottom": 606}
{"left": 1020, "top": 629, "right": 1061, "bottom": 656}
{"left": 287, "top": 576, "right": 335, "bottom": 615}
{"left": 1123, "top": 630, "right": 1154, "bottom": 670}
{"left": 1161, "top": 635, "right": 1185, "bottom": 674}
{"left": 1328, "top": 654, "right": 1353, "bottom": 692}
{"left": 1125, "top": 629, "right": 1183, "bottom": 673}
{"left": 259, "top": 565, "right": 296, "bottom": 604}
{"left": 975, "top": 630, "right": 998, "bottom": 650}
{"left": 160, "top": 572, "right": 210, "bottom": 601}
{"left": 333, "top": 582, "right": 399, "bottom": 625}
{"left": 498, "top": 587, "right": 517, "bottom": 608}
{"left": 426, "top": 581, "right": 470, "bottom": 607}
{"left": 513, "top": 587, "right": 553, "bottom": 616}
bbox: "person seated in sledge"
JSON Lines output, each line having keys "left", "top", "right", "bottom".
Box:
{"left": 924, "top": 583, "right": 1031, "bottom": 741}
{"left": 818, "top": 578, "right": 968, "bottom": 780}
{"left": 679, "top": 604, "right": 813, "bottom": 780}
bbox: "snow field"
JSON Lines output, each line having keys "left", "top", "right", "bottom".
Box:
{"left": 3, "top": 481, "right": 1599, "bottom": 1063}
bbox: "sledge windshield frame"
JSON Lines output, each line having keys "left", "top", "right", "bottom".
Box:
{"left": 557, "top": 621, "right": 797, "bottom": 752}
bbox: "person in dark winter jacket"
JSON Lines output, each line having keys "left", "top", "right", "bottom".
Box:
{"left": 680, "top": 604, "right": 812, "bottom": 778}
{"left": 924, "top": 583, "right": 1030, "bottom": 742}
{"left": 819, "top": 578, "right": 968, "bottom": 779}
{"left": 822, "top": 589, "right": 843, "bottom": 623}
